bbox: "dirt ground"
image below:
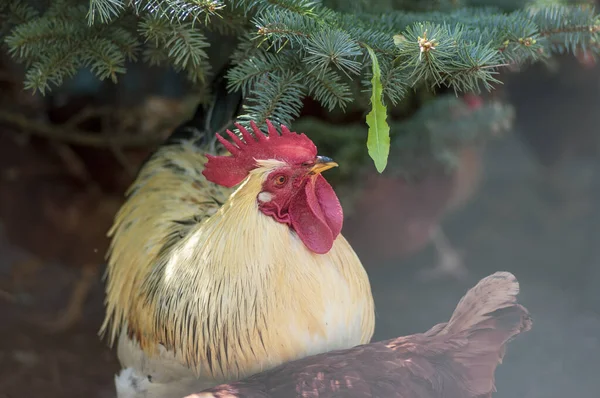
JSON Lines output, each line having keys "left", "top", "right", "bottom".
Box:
{"left": 0, "top": 239, "right": 119, "bottom": 398}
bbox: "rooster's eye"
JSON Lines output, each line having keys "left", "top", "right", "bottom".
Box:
{"left": 274, "top": 175, "right": 287, "bottom": 186}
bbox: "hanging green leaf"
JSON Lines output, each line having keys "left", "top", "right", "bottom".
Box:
{"left": 365, "top": 45, "right": 390, "bottom": 173}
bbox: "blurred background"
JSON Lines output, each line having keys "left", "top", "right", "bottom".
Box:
{"left": 1, "top": 26, "right": 600, "bottom": 398}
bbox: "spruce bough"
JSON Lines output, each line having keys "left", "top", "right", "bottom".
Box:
{"left": 1, "top": 0, "right": 598, "bottom": 170}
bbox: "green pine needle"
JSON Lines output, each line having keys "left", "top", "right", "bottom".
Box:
{"left": 88, "top": 0, "right": 125, "bottom": 25}
{"left": 365, "top": 45, "right": 390, "bottom": 173}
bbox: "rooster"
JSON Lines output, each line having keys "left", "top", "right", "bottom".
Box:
{"left": 188, "top": 271, "right": 532, "bottom": 398}
{"left": 100, "top": 70, "right": 375, "bottom": 398}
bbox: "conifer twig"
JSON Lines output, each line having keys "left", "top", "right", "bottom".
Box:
{"left": 49, "top": 142, "right": 92, "bottom": 182}
{"left": 64, "top": 105, "right": 112, "bottom": 128}
{"left": 539, "top": 24, "right": 600, "bottom": 37}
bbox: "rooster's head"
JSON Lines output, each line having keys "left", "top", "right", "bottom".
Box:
{"left": 203, "top": 120, "right": 342, "bottom": 254}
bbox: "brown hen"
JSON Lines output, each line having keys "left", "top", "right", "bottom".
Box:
{"left": 188, "top": 271, "right": 531, "bottom": 398}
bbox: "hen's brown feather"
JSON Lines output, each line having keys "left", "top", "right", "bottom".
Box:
{"left": 189, "top": 272, "right": 531, "bottom": 398}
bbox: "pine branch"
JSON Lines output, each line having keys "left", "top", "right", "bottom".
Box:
{"left": 88, "top": 0, "right": 126, "bottom": 25}
{"left": 131, "top": 0, "right": 224, "bottom": 25}
{"left": 5, "top": 1, "right": 598, "bottom": 99}
{"left": 0, "top": 1, "right": 39, "bottom": 38}
{"left": 23, "top": 49, "right": 82, "bottom": 94}
{"left": 226, "top": 50, "right": 291, "bottom": 93}
{"left": 81, "top": 37, "right": 127, "bottom": 81}
{"left": 302, "top": 67, "right": 353, "bottom": 111}
{"left": 529, "top": 4, "right": 600, "bottom": 54}
{"left": 139, "top": 15, "right": 211, "bottom": 83}
{"left": 237, "top": 70, "right": 305, "bottom": 126}
{"left": 1, "top": 0, "right": 599, "bottom": 171}
{"left": 304, "top": 28, "right": 363, "bottom": 77}
{"left": 234, "top": 0, "right": 323, "bottom": 17}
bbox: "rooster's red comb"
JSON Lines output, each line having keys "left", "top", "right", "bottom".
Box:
{"left": 202, "top": 120, "right": 318, "bottom": 188}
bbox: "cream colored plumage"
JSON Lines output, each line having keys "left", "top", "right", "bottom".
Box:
{"left": 100, "top": 73, "right": 375, "bottom": 398}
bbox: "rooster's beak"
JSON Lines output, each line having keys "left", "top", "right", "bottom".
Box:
{"left": 309, "top": 156, "right": 338, "bottom": 175}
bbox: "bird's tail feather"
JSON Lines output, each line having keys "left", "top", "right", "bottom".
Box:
{"left": 165, "top": 64, "right": 244, "bottom": 147}
{"left": 445, "top": 271, "right": 530, "bottom": 335}
{"left": 426, "top": 271, "right": 532, "bottom": 397}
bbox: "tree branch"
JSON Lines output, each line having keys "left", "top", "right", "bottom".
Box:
{"left": 0, "top": 109, "right": 164, "bottom": 148}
